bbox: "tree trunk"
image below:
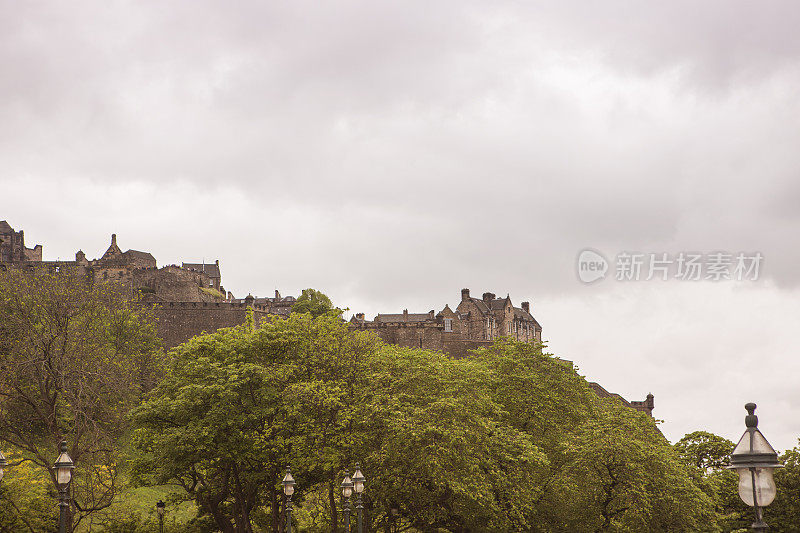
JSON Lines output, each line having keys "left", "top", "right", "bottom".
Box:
{"left": 270, "top": 484, "right": 280, "bottom": 533}
{"left": 328, "top": 479, "right": 338, "bottom": 533}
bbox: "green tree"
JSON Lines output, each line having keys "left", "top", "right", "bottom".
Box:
{"left": 471, "top": 341, "right": 717, "bottom": 532}
{"left": 675, "top": 431, "right": 734, "bottom": 470}
{"left": 674, "top": 431, "right": 749, "bottom": 531}
{"left": 549, "top": 402, "right": 718, "bottom": 532}
{"left": 359, "top": 344, "right": 549, "bottom": 532}
{"left": 130, "top": 312, "right": 378, "bottom": 532}
{"left": 130, "top": 324, "right": 281, "bottom": 533}
{"left": 292, "top": 288, "right": 335, "bottom": 318}
{"left": 0, "top": 267, "right": 162, "bottom": 532}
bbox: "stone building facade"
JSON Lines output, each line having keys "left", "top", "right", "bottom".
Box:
{"left": 231, "top": 291, "right": 297, "bottom": 317}
{"left": 350, "top": 288, "right": 542, "bottom": 358}
{"left": 0, "top": 220, "right": 42, "bottom": 263}
{"left": 182, "top": 262, "right": 222, "bottom": 291}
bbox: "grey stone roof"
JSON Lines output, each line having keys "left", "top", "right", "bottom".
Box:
{"left": 123, "top": 250, "right": 156, "bottom": 263}
{"left": 101, "top": 242, "right": 122, "bottom": 260}
{"left": 490, "top": 298, "right": 510, "bottom": 310}
{"left": 513, "top": 307, "right": 539, "bottom": 327}
{"left": 469, "top": 298, "right": 490, "bottom": 314}
{"left": 0, "top": 220, "right": 12, "bottom": 232}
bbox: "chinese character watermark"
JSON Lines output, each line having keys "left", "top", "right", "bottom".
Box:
{"left": 577, "top": 249, "right": 763, "bottom": 283}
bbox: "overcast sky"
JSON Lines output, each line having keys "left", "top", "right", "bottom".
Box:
{"left": 2, "top": 1, "right": 800, "bottom": 449}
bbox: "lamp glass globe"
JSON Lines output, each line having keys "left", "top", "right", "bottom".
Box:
{"left": 736, "top": 467, "right": 777, "bottom": 507}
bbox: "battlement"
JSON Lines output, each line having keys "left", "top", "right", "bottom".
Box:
{"left": 158, "top": 301, "right": 274, "bottom": 313}
{"left": 161, "top": 301, "right": 249, "bottom": 309}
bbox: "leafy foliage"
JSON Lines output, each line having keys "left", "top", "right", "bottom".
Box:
{"left": 130, "top": 315, "right": 717, "bottom": 532}
{"left": 675, "top": 431, "right": 735, "bottom": 470}
{"left": 291, "top": 288, "right": 335, "bottom": 318}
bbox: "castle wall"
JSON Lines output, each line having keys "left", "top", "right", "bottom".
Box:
{"left": 154, "top": 302, "right": 272, "bottom": 349}
{"left": 353, "top": 321, "right": 481, "bottom": 358}
{"left": 132, "top": 266, "right": 219, "bottom": 302}
{"left": 24, "top": 245, "right": 42, "bottom": 261}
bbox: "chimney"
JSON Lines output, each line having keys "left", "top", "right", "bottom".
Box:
{"left": 521, "top": 301, "right": 530, "bottom": 313}
{"left": 356, "top": 312, "right": 365, "bottom": 320}
{"left": 461, "top": 288, "right": 470, "bottom": 300}
{"left": 275, "top": 290, "right": 281, "bottom": 299}
{"left": 482, "top": 292, "right": 495, "bottom": 303}
{"left": 216, "top": 259, "right": 219, "bottom": 266}
{"left": 403, "top": 309, "right": 409, "bottom": 320}
{"left": 111, "top": 233, "right": 117, "bottom": 247}
{"left": 429, "top": 310, "right": 435, "bottom": 318}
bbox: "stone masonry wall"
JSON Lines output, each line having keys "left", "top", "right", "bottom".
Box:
{"left": 154, "top": 302, "right": 271, "bottom": 349}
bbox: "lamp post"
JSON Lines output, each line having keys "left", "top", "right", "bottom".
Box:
{"left": 341, "top": 470, "right": 353, "bottom": 532}
{"left": 351, "top": 463, "right": 366, "bottom": 533}
{"left": 156, "top": 500, "right": 165, "bottom": 533}
{"left": 728, "top": 403, "right": 783, "bottom": 532}
{"left": 0, "top": 448, "right": 7, "bottom": 484}
{"left": 53, "top": 441, "right": 74, "bottom": 533}
{"left": 389, "top": 505, "right": 400, "bottom": 533}
{"left": 281, "top": 466, "right": 296, "bottom": 533}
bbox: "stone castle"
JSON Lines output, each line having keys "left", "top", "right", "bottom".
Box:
{"left": 349, "top": 289, "right": 541, "bottom": 358}
{"left": 0, "top": 220, "right": 654, "bottom": 415}
{"left": 0, "top": 222, "right": 294, "bottom": 348}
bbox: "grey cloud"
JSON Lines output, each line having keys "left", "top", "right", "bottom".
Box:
{"left": 3, "top": 1, "right": 800, "bottom": 445}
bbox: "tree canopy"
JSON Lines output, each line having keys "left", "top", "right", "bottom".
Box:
{"left": 129, "top": 313, "right": 717, "bottom": 532}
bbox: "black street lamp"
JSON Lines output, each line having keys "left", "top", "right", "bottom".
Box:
{"left": 728, "top": 403, "right": 782, "bottom": 532}
{"left": 282, "top": 466, "right": 296, "bottom": 533}
{"left": 53, "top": 441, "right": 74, "bottom": 533}
{"left": 341, "top": 470, "right": 353, "bottom": 532}
{"left": 0, "top": 448, "right": 7, "bottom": 484}
{"left": 156, "top": 500, "right": 166, "bottom": 533}
{"left": 351, "top": 463, "right": 366, "bottom": 533}
{"left": 389, "top": 505, "right": 400, "bottom": 533}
